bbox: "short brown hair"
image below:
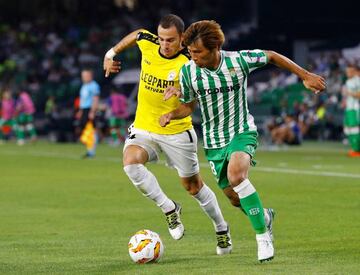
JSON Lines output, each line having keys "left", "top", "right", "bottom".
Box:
{"left": 159, "top": 14, "right": 185, "bottom": 35}
{"left": 183, "top": 20, "right": 225, "bottom": 50}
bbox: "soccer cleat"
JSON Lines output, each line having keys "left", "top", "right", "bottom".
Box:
{"left": 216, "top": 226, "right": 232, "bottom": 255}
{"left": 256, "top": 231, "right": 274, "bottom": 262}
{"left": 348, "top": 150, "right": 360, "bottom": 157}
{"left": 165, "top": 202, "right": 184, "bottom": 240}
{"left": 265, "top": 208, "right": 275, "bottom": 241}
{"left": 81, "top": 152, "right": 95, "bottom": 159}
{"left": 17, "top": 139, "right": 25, "bottom": 146}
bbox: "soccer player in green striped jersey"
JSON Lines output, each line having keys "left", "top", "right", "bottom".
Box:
{"left": 342, "top": 64, "right": 360, "bottom": 157}
{"left": 159, "top": 20, "right": 326, "bottom": 262}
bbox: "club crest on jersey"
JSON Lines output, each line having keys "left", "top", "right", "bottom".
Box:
{"left": 229, "top": 68, "right": 236, "bottom": 78}
{"left": 167, "top": 70, "right": 177, "bottom": 81}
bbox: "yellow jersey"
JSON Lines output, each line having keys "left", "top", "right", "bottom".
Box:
{"left": 133, "top": 30, "right": 192, "bottom": 134}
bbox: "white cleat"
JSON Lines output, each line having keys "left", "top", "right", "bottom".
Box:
{"left": 165, "top": 202, "right": 184, "bottom": 240}
{"left": 265, "top": 208, "right": 275, "bottom": 241}
{"left": 17, "top": 139, "right": 25, "bottom": 146}
{"left": 256, "top": 231, "right": 274, "bottom": 262}
{"left": 216, "top": 225, "right": 232, "bottom": 255}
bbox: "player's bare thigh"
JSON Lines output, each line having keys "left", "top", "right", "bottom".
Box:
{"left": 227, "top": 151, "right": 251, "bottom": 186}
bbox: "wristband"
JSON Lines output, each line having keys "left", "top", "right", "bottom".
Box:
{"left": 105, "top": 48, "right": 116, "bottom": 59}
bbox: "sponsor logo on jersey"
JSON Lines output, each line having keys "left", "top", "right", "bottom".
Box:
{"left": 141, "top": 71, "right": 175, "bottom": 93}
{"left": 196, "top": 84, "right": 240, "bottom": 95}
{"left": 229, "top": 68, "right": 236, "bottom": 78}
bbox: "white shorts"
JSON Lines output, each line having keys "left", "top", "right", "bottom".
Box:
{"left": 124, "top": 125, "right": 200, "bottom": 178}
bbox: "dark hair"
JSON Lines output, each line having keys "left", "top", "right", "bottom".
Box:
{"left": 159, "top": 14, "right": 184, "bottom": 34}
{"left": 81, "top": 68, "right": 93, "bottom": 73}
{"left": 183, "top": 20, "right": 225, "bottom": 50}
{"left": 346, "top": 63, "right": 360, "bottom": 70}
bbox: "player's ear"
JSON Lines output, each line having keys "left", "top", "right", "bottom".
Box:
{"left": 179, "top": 33, "right": 183, "bottom": 43}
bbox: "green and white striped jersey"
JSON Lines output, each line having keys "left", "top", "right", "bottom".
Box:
{"left": 345, "top": 76, "right": 360, "bottom": 111}
{"left": 180, "top": 49, "right": 268, "bottom": 149}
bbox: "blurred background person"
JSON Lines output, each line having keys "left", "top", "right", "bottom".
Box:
{"left": 15, "top": 89, "right": 37, "bottom": 145}
{"left": 94, "top": 100, "right": 108, "bottom": 143}
{"left": 76, "top": 69, "right": 100, "bottom": 158}
{"left": 0, "top": 88, "right": 16, "bottom": 143}
{"left": 342, "top": 64, "right": 360, "bottom": 157}
{"left": 44, "top": 95, "right": 59, "bottom": 142}
{"left": 270, "top": 114, "right": 302, "bottom": 147}
{"left": 107, "top": 89, "right": 129, "bottom": 146}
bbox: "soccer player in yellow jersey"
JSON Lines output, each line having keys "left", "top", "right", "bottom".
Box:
{"left": 103, "top": 14, "right": 232, "bottom": 254}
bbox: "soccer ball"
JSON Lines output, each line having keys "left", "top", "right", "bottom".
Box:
{"left": 128, "top": 229, "right": 164, "bottom": 264}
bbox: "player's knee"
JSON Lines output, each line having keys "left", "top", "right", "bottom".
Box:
{"left": 227, "top": 171, "right": 247, "bottom": 186}
{"left": 123, "top": 153, "right": 139, "bottom": 165}
{"left": 123, "top": 164, "right": 147, "bottom": 184}
{"left": 123, "top": 146, "right": 148, "bottom": 165}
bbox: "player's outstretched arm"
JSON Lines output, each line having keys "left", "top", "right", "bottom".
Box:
{"left": 265, "top": 50, "right": 326, "bottom": 93}
{"left": 104, "top": 29, "right": 145, "bottom": 77}
{"left": 350, "top": 91, "right": 360, "bottom": 99}
{"left": 159, "top": 101, "right": 197, "bottom": 127}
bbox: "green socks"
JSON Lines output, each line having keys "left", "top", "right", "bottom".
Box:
{"left": 233, "top": 179, "right": 266, "bottom": 234}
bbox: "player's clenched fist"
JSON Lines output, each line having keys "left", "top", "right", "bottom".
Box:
{"left": 103, "top": 58, "right": 121, "bottom": 77}
{"left": 159, "top": 112, "right": 173, "bottom": 127}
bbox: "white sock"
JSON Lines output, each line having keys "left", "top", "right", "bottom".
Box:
{"left": 232, "top": 179, "right": 256, "bottom": 199}
{"left": 124, "top": 164, "right": 175, "bottom": 213}
{"left": 193, "top": 184, "right": 228, "bottom": 232}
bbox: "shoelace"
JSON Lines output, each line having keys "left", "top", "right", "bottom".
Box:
{"left": 216, "top": 234, "right": 230, "bottom": 248}
{"left": 166, "top": 211, "right": 179, "bottom": 229}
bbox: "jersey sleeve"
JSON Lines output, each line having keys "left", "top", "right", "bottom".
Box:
{"left": 136, "top": 30, "right": 159, "bottom": 52}
{"left": 92, "top": 82, "right": 100, "bottom": 96}
{"left": 179, "top": 65, "right": 196, "bottom": 103}
{"left": 239, "top": 50, "right": 268, "bottom": 74}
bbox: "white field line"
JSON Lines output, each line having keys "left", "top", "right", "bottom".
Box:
{"left": 2, "top": 150, "right": 360, "bottom": 179}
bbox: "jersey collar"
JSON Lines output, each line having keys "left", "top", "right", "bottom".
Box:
{"left": 203, "top": 51, "right": 224, "bottom": 74}
{"left": 158, "top": 47, "right": 186, "bottom": 59}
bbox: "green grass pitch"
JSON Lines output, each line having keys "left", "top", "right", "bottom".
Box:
{"left": 1, "top": 141, "right": 359, "bottom": 274}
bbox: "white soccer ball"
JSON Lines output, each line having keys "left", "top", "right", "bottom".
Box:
{"left": 128, "top": 229, "right": 164, "bottom": 264}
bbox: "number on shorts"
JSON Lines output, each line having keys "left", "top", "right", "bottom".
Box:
{"left": 209, "top": 161, "right": 217, "bottom": 176}
{"left": 127, "top": 124, "right": 136, "bottom": 139}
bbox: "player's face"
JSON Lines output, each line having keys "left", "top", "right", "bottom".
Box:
{"left": 187, "top": 39, "right": 219, "bottom": 69}
{"left": 158, "top": 25, "right": 182, "bottom": 58}
{"left": 346, "top": 67, "right": 357, "bottom": 78}
{"left": 81, "top": 71, "right": 93, "bottom": 83}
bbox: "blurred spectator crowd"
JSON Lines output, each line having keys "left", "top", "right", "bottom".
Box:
{"left": 247, "top": 50, "right": 360, "bottom": 145}
{"left": 0, "top": 1, "right": 359, "bottom": 145}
